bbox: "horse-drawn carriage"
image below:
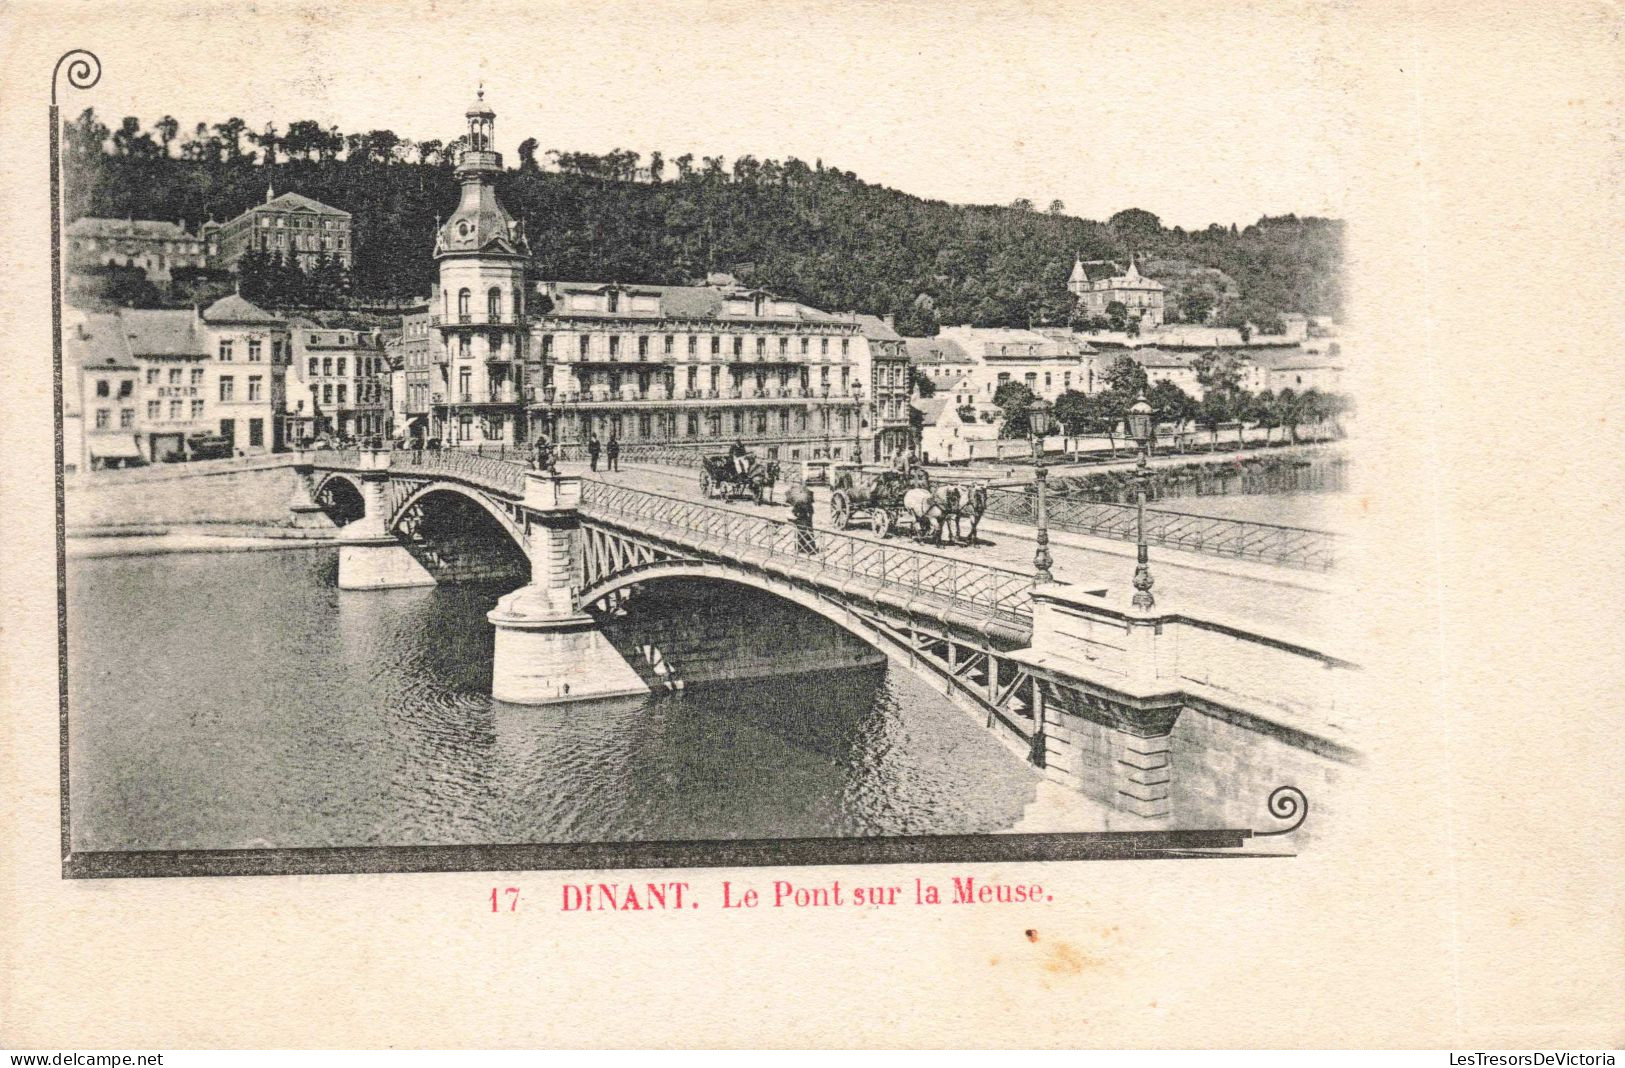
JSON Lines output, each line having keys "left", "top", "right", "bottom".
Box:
{"left": 699, "top": 452, "right": 780, "bottom": 504}
{"left": 829, "top": 466, "right": 989, "bottom": 545}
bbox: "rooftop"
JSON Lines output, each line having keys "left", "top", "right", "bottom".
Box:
{"left": 67, "top": 217, "right": 197, "bottom": 240}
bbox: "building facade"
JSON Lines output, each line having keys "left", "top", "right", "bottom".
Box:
{"left": 66, "top": 217, "right": 208, "bottom": 284}
{"left": 204, "top": 186, "right": 353, "bottom": 273}
{"left": 428, "top": 92, "right": 533, "bottom": 449}
{"left": 64, "top": 296, "right": 290, "bottom": 466}
{"left": 1069, "top": 255, "right": 1166, "bottom": 328}
{"left": 396, "top": 306, "right": 434, "bottom": 442}
{"left": 288, "top": 320, "right": 390, "bottom": 443}
{"left": 852, "top": 315, "right": 914, "bottom": 462}
{"left": 526, "top": 281, "right": 864, "bottom": 462}
{"left": 928, "top": 325, "right": 1097, "bottom": 402}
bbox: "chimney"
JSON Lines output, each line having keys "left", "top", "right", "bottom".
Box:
{"left": 882, "top": 313, "right": 896, "bottom": 329}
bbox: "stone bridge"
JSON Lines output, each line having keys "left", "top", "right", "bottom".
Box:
{"left": 300, "top": 448, "right": 1358, "bottom": 828}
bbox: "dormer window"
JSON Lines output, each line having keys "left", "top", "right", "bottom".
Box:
{"left": 606, "top": 290, "right": 619, "bottom": 314}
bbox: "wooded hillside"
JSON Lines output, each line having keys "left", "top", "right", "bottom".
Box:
{"left": 62, "top": 109, "right": 1344, "bottom": 331}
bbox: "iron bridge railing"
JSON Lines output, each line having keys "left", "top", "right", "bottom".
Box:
{"left": 983, "top": 488, "right": 1340, "bottom": 571}
{"left": 579, "top": 480, "right": 1035, "bottom": 623}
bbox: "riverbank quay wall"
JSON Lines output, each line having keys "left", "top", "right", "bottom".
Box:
{"left": 65, "top": 454, "right": 327, "bottom": 530}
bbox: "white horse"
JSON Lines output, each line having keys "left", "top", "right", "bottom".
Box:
{"left": 904, "top": 486, "right": 963, "bottom": 545}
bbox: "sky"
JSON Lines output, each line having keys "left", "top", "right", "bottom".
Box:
{"left": 38, "top": 0, "right": 1354, "bottom": 229}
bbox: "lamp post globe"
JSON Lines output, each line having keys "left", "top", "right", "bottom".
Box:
{"left": 1027, "top": 397, "right": 1055, "bottom": 585}
{"left": 1128, "top": 391, "right": 1156, "bottom": 611}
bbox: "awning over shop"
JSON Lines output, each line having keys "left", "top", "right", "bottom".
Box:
{"left": 89, "top": 435, "right": 143, "bottom": 459}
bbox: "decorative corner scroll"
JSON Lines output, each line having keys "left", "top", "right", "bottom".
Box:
{"left": 1251, "top": 785, "right": 1308, "bottom": 837}
{"left": 52, "top": 49, "right": 101, "bottom": 107}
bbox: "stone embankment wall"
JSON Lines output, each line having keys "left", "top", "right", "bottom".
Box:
{"left": 603, "top": 580, "right": 885, "bottom": 688}
{"left": 66, "top": 456, "right": 307, "bottom": 530}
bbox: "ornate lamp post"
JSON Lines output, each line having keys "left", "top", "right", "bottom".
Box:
{"left": 1026, "top": 397, "right": 1055, "bottom": 584}
{"left": 851, "top": 382, "right": 865, "bottom": 463}
{"left": 1126, "top": 392, "right": 1156, "bottom": 611}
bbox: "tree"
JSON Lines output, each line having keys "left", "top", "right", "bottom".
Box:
{"left": 1103, "top": 355, "right": 1149, "bottom": 398}
{"left": 1248, "top": 389, "right": 1279, "bottom": 442}
{"left": 1192, "top": 349, "right": 1244, "bottom": 399}
{"left": 1052, "top": 389, "right": 1090, "bottom": 455}
{"left": 154, "top": 115, "right": 179, "bottom": 157}
{"left": 1196, "top": 391, "right": 1232, "bottom": 450}
{"left": 1274, "top": 388, "right": 1302, "bottom": 443}
{"left": 1148, "top": 379, "right": 1197, "bottom": 451}
{"left": 1047, "top": 199, "right": 1066, "bottom": 216}
{"left": 213, "top": 117, "right": 248, "bottom": 160}
{"left": 909, "top": 366, "right": 936, "bottom": 399}
{"left": 1081, "top": 392, "right": 1123, "bottom": 458}
{"left": 992, "top": 381, "right": 1036, "bottom": 439}
{"left": 1106, "top": 300, "right": 1128, "bottom": 333}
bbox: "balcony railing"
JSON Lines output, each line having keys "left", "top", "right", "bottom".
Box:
{"left": 981, "top": 488, "right": 1342, "bottom": 571}
{"left": 430, "top": 313, "right": 521, "bottom": 327}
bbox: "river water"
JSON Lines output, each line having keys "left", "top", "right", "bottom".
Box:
{"left": 66, "top": 547, "right": 1042, "bottom": 852}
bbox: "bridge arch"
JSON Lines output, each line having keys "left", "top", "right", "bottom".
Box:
{"left": 578, "top": 560, "right": 1035, "bottom": 760}
{"left": 582, "top": 561, "right": 885, "bottom": 653}
{"left": 387, "top": 479, "right": 530, "bottom": 553}
{"left": 312, "top": 472, "right": 366, "bottom": 526}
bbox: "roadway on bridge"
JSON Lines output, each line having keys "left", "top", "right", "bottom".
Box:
{"left": 558, "top": 460, "right": 1347, "bottom": 653}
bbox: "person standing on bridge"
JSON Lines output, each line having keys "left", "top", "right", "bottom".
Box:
{"left": 588, "top": 433, "right": 601, "bottom": 472}
{"left": 606, "top": 433, "right": 620, "bottom": 473}
{"left": 787, "top": 483, "right": 816, "bottom": 555}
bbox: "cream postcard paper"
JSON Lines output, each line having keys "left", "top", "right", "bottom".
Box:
{"left": 1, "top": 0, "right": 1621, "bottom": 1049}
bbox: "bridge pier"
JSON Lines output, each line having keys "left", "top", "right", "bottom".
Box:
{"left": 287, "top": 461, "right": 335, "bottom": 530}
{"left": 488, "top": 473, "right": 649, "bottom": 705}
{"left": 335, "top": 451, "right": 435, "bottom": 591}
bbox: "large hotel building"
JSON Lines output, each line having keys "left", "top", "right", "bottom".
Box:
{"left": 422, "top": 93, "right": 911, "bottom": 463}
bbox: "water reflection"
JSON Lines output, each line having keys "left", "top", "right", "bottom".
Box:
{"left": 67, "top": 548, "right": 1040, "bottom": 852}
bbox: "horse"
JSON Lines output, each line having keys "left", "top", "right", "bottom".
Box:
{"left": 901, "top": 487, "right": 943, "bottom": 543}
{"left": 948, "top": 481, "right": 989, "bottom": 545}
{"left": 751, "top": 460, "right": 781, "bottom": 504}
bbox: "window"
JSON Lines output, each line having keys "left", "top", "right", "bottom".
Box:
{"left": 191, "top": 399, "right": 205, "bottom": 419}
{"left": 322, "top": 384, "right": 332, "bottom": 405}
{"left": 248, "top": 376, "right": 263, "bottom": 402}
{"left": 841, "top": 339, "right": 850, "bottom": 357}
{"left": 219, "top": 376, "right": 234, "bottom": 401}
{"left": 606, "top": 290, "right": 619, "bottom": 314}
{"left": 638, "top": 413, "right": 651, "bottom": 437}
{"left": 756, "top": 338, "right": 766, "bottom": 358}
{"left": 169, "top": 369, "right": 182, "bottom": 386}
{"left": 664, "top": 335, "right": 674, "bottom": 356}
{"left": 800, "top": 338, "right": 809, "bottom": 355}
{"left": 457, "top": 289, "right": 471, "bottom": 320}
{"left": 309, "top": 357, "right": 319, "bottom": 376}
{"left": 94, "top": 409, "right": 109, "bottom": 429}
{"left": 458, "top": 335, "right": 470, "bottom": 360}
{"left": 336, "top": 358, "right": 346, "bottom": 377}
{"left": 248, "top": 340, "right": 262, "bottom": 362}
{"left": 779, "top": 338, "right": 789, "bottom": 357}
{"left": 732, "top": 412, "right": 743, "bottom": 434}
{"left": 273, "top": 340, "right": 284, "bottom": 363}
{"left": 146, "top": 369, "right": 158, "bottom": 385}
{"left": 118, "top": 379, "right": 134, "bottom": 398}
{"left": 733, "top": 337, "right": 744, "bottom": 357}
{"left": 820, "top": 339, "right": 829, "bottom": 356}
{"left": 219, "top": 340, "right": 233, "bottom": 361}
{"left": 638, "top": 336, "right": 649, "bottom": 360}
{"left": 488, "top": 288, "right": 501, "bottom": 321}
{"left": 336, "top": 384, "right": 346, "bottom": 405}
{"left": 169, "top": 400, "right": 182, "bottom": 420}
{"left": 579, "top": 335, "right": 590, "bottom": 359}
{"left": 248, "top": 419, "right": 264, "bottom": 447}
{"left": 541, "top": 335, "right": 553, "bottom": 358}
{"left": 687, "top": 413, "right": 699, "bottom": 437}
{"left": 119, "top": 408, "right": 134, "bottom": 428}
{"left": 609, "top": 336, "right": 620, "bottom": 359}
{"left": 96, "top": 380, "right": 109, "bottom": 398}
{"left": 147, "top": 401, "right": 160, "bottom": 419}
{"left": 191, "top": 369, "right": 204, "bottom": 387}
